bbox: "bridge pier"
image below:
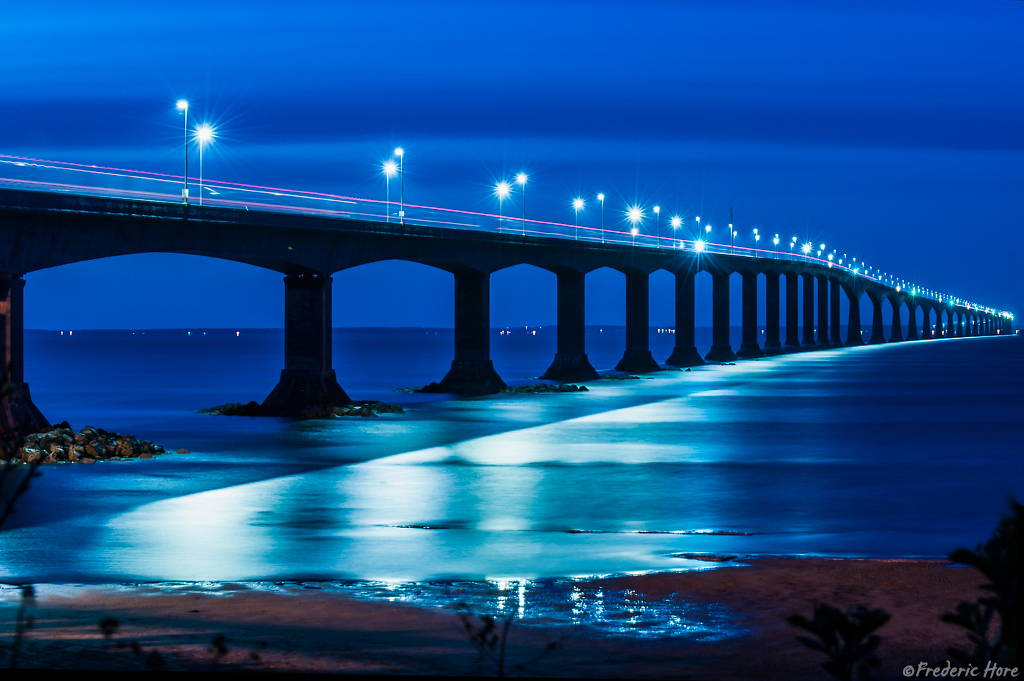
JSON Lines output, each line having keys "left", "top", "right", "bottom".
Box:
{"left": 0, "top": 274, "right": 49, "bottom": 437}
{"left": 830, "top": 279, "right": 843, "bottom": 347}
{"left": 736, "top": 271, "right": 764, "bottom": 358}
{"left": 889, "top": 296, "right": 903, "bottom": 342}
{"left": 906, "top": 301, "right": 919, "bottom": 340}
{"left": 922, "top": 305, "right": 934, "bottom": 339}
{"left": 958, "top": 311, "right": 965, "bottom": 337}
{"left": 262, "top": 273, "right": 349, "bottom": 413}
{"left": 665, "top": 269, "right": 705, "bottom": 367}
{"left": 438, "top": 270, "right": 506, "bottom": 394}
{"left": 801, "top": 274, "right": 816, "bottom": 349}
{"left": 615, "top": 270, "right": 662, "bottom": 373}
{"left": 846, "top": 290, "right": 864, "bottom": 345}
{"left": 816, "top": 275, "right": 830, "bottom": 346}
{"left": 705, "top": 269, "right": 738, "bottom": 362}
{"left": 784, "top": 272, "right": 801, "bottom": 351}
{"left": 541, "top": 270, "right": 599, "bottom": 381}
{"left": 763, "top": 272, "right": 783, "bottom": 355}
{"left": 868, "top": 293, "right": 886, "bottom": 344}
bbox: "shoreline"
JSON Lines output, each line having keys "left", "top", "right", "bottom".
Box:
{"left": 1, "top": 557, "right": 987, "bottom": 677}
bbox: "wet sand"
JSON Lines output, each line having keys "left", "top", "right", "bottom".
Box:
{"left": 0, "top": 558, "right": 986, "bottom": 677}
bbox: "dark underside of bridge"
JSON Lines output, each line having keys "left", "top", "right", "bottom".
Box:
{"left": 0, "top": 188, "right": 1012, "bottom": 432}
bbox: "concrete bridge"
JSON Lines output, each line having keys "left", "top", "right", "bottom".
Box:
{"left": 0, "top": 188, "right": 1013, "bottom": 433}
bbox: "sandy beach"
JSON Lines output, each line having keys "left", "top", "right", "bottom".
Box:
{"left": 0, "top": 558, "right": 987, "bottom": 677}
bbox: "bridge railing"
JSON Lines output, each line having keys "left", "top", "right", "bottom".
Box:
{"left": 5, "top": 153, "right": 1003, "bottom": 316}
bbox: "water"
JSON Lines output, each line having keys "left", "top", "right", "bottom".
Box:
{"left": 1, "top": 328, "right": 1021, "bottom": 635}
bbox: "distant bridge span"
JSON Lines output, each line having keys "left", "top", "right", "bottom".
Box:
{"left": 0, "top": 188, "right": 1012, "bottom": 432}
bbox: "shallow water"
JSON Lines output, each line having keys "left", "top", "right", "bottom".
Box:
{"left": 2, "top": 330, "right": 1022, "bottom": 615}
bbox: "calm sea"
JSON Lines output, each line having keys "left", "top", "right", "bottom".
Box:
{"left": 1, "top": 326, "right": 1021, "bottom": 633}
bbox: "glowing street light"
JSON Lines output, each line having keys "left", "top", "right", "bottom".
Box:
{"left": 394, "top": 147, "right": 405, "bottom": 224}
{"left": 516, "top": 173, "right": 528, "bottom": 235}
{"left": 626, "top": 205, "right": 644, "bottom": 245}
{"left": 383, "top": 159, "right": 398, "bottom": 222}
{"left": 653, "top": 205, "right": 660, "bottom": 248}
{"left": 753, "top": 228, "right": 760, "bottom": 258}
{"left": 694, "top": 239, "right": 706, "bottom": 253}
{"left": 801, "top": 242, "right": 812, "bottom": 256}
{"left": 494, "top": 180, "right": 511, "bottom": 232}
{"left": 597, "top": 193, "right": 605, "bottom": 243}
{"left": 773, "top": 233, "right": 779, "bottom": 259}
{"left": 670, "top": 215, "right": 682, "bottom": 248}
{"left": 176, "top": 99, "right": 189, "bottom": 204}
{"left": 572, "top": 197, "right": 585, "bottom": 240}
{"left": 195, "top": 123, "right": 215, "bottom": 206}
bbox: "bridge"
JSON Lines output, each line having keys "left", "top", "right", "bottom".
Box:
{"left": 0, "top": 176, "right": 1014, "bottom": 435}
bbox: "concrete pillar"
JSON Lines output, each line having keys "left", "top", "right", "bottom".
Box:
{"left": 784, "top": 272, "right": 800, "bottom": 351}
{"left": 888, "top": 297, "right": 903, "bottom": 342}
{"left": 542, "top": 270, "right": 599, "bottom": 381}
{"left": 868, "top": 294, "right": 886, "bottom": 344}
{"left": 966, "top": 313, "right": 974, "bottom": 337}
{"left": 0, "top": 273, "right": 49, "bottom": 436}
{"left": 262, "top": 273, "right": 350, "bottom": 413}
{"left": 665, "top": 269, "right": 705, "bottom": 367}
{"left": 906, "top": 301, "right": 919, "bottom": 340}
{"left": 763, "top": 272, "right": 783, "bottom": 355}
{"left": 830, "top": 279, "right": 843, "bottom": 347}
{"left": 816, "top": 275, "right": 829, "bottom": 345}
{"left": 802, "top": 274, "right": 816, "bottom": 348}
{"left": 958, "top": 311, "right": 965, "bottom": 337}
{"left": 737, "top": 271, "right": 764, "bottom": 359}
{"left": 846, "top": 290, "right": 864, "bottom": 345}
{"left": 615, "top": 269, "right": 661, "bottom": 372}
{"left": 436, "top": 270, "right": 506, "bottom": 394}
{"left": 922, "top": 305, "right": 934, "bottom": 339}
{"left": 705, "top": 269, "right": 738, "bottom": 362}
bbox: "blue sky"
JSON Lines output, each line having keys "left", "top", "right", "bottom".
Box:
{"left": 4, "top": 0, "right": 1022, "bottom": 328}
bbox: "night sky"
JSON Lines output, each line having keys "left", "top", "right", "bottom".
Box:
{"left": 4, "top": 0, "right": 1022, "bottom": 329}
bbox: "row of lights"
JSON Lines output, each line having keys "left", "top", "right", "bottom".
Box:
{"left": 172, "top": 101, "right": 1008, "bottom": 321}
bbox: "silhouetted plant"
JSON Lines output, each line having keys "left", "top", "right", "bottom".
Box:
{"left": 455, "top": 603, "right": 560, "bottom": 678}
{"left": 787, "top": 601, "right": 890, "bottom": 680}
{"left": 7, "top": 585, "right": 35, "bottom": 669}
{"left": 941, "top": 499, "right": 1019, "bottom": 668}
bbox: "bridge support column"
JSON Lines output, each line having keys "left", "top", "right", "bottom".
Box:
{"left": 846, "top": 291, "right": 864, "bottom": 345}
{"left": 542, "top": 270, "right": 599, "bottom": 381}
{"left": 816, "top": 275, "right": 830, "bottom": 345}
{"left": 262, "top": 273, "right": 350, "bottom": 413}
{"left": 763, "top": 272, "right": 783, "bottom": 355}
{"left": 784, "top": 272, "right": 800, "bottom": 351}
{"left": 438, "top": 270, "right": 506, "bottom": 394}
{"left": 705, "top": 269, "right": 738, "bottom": 362}
{"left": 802, "top": 274, "right": 816, "bottom": 348}
{"left": 889, "top": 298, "right": 903, "bottom": 342}
{"left": 907, "top": 302, "right": 919, "bottom": 340}
{"left": 0, "top": 274, "right": 48, "bottom": 437}
{"left": 921, "top": 305, "right": 934, "bottom": 339}
{"left": 615, "top": 270, "right": 661, "bottom": 373}
{"left": 868, "top": 294, "right": 886, "bottom": 344}
{"left": 830, "top": 279, "right": 843, "bottom": 347}
{"left": 737, "top": 271, "right": 764, "bottom": 358}
{"left": 665, "top": 269, "right": 705, "bottom": 367}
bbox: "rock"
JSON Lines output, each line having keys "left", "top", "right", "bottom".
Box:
{"left": 81, "top": 458, "right": 95, "bottom": 464}
{"left": 85, "top": 444, "right": 103, "bottom": 458}
{"left": 73, "top": 432, "right": 88, "bottom": 445}
{"left": 24, "top": 451, "right": 42, "bottom": 464}
{"left": 176, "top": 448, "right": 189, "bottom": 454}
{"left": 139, "top": 452, "right": 152, "bottom": 459}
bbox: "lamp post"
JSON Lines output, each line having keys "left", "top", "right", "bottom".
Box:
{"left": 195, "top": 123, "right": 214, "bottom": 206}
{"left": 754, "top": 229, "right": 760, "bottom": 258}
{"left": 653, "top": 205, "right": 660, "bottom": 248}
{"left": 729, "top": 207, "right": 734, "bottom": 254}
{"left": 495, "top": 180, "right": 511, "bottom": 233}
{"left": 598, "top": 193, "right": 605, "bottom": 242}
{"left": 176, "top": 99, "right": 189, "bottom": 204}
{"left": 394, "top": 147, "right": 404, "bottom": 224}
{"left": 773, "top": 234, "right": 779, "bottom": 259}
{"left": 627, "top": 205, "right": 643, "bottom": 246}
{"left": 695, "top": 215, "right": 700, "bottom": 243}
{"left": 383, "top": 159, "right": 398, "bottom": 222}
{"left": 516, "top": 173, "right": 528, "bottom": 235}
{"left": 670, "top": 215, "right": 682, "bottom": 248}
{"left": 572, "top": 197, "right": 584, "bottom": 240}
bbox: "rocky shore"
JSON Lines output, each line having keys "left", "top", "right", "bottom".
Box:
{"left": 199, "top": 401, "right": 404, "bottom": 419}
{"left": 2, "top": 422, "right": 172, "bottom": 464}
{"left": 398, "top": 382, "right": 589, "bottom": 394}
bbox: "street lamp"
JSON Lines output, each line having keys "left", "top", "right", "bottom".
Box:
{"left": 195, "top": 123, "right": 214, "bottom": 206}
{"left": 729, "top": 222, "right": 735, "bottom": 254}
{"left": 773, "top": 234, "right": 779, "bottom": 259}
{"left": 597, "top": 193, "right": 605, "bottom": 243}
{"left": 653, "top": 205, "right": 660, "bottom": 248}
{"left": 176, "top": 99, "right": 189, "bottom": 203}
{"left": 627, "top": 205, "right": 643, "bottom": 245}
{"left": 572, "top": 197, "right": 584, "bottom": 240}
{"left": 753, "top": 228, "right": 759, "bottom": 258}
{"left": 495, "top": 181, "right": 511, "bottom": 232}
{"left": 383, "top": 159, "right": 398, "bottom": 222}
{"left": 670, "top": 215, "right": 682, "bottom": 248}
{"left": 516, "top": 173, "right": 528, "bottom": 235}
{"left": 394, "top": 147, "right": 405, "bottom": 224}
